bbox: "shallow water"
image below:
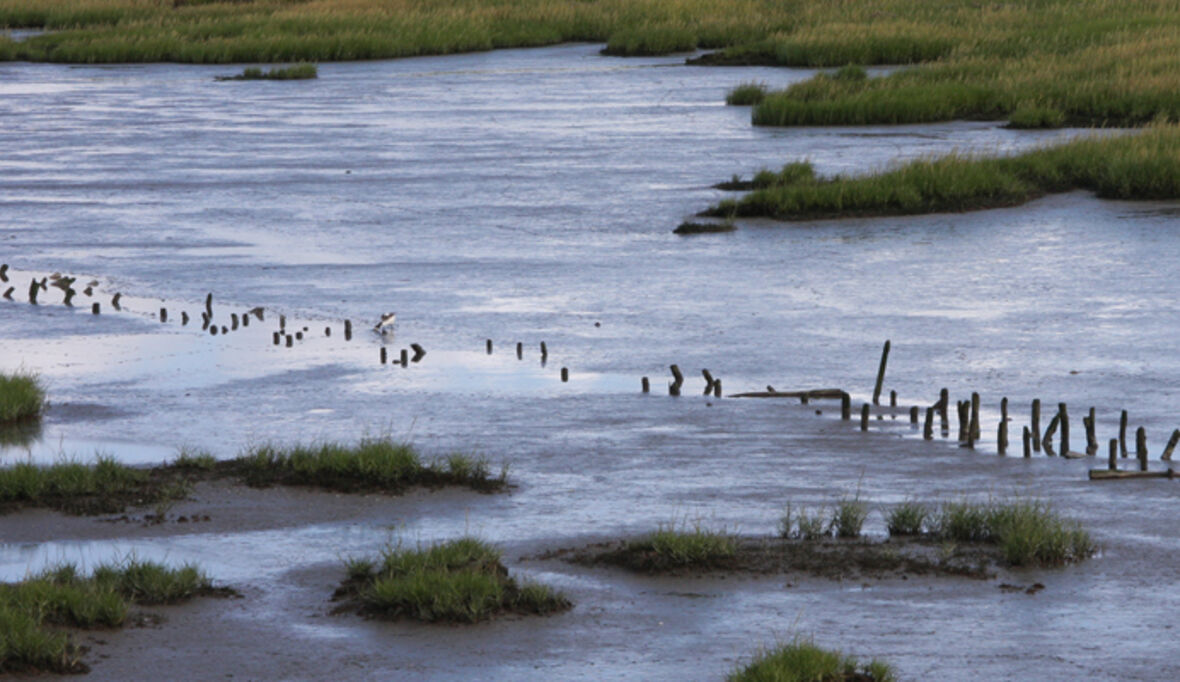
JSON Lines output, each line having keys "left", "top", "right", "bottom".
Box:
{"left": 1, "top": 44, "right": 1178, "bottom": 680}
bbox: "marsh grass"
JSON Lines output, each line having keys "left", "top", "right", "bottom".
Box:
{"left": 218, "top": 63, "right": 317, "bottom": 81}
{"left": 614, "top": 521, "right": 737, "bottom": 571}
{"left": 709, "top": 124, "right": 1180, "bottom": 220}
{"left": 729, "top": 639, "right": 896, "bottom": 682}
{"left": 0, "top": 559, "right": 219, "bottom": 674}
{"left": 0, "top": 371, "right": 45, "bottom": 424}
{"left": 234, "top": 438, "right": 506, "bottom": 493}
{"left": 886, "top": 501, "right": 930, "bottom": 537}
{"left": 932, "top": 500, "right": 1095, "bottom": 566}
{"left": 0, "top": 455, "right": 185, "bottom": 516}
{"left": 830, "top": 496, "right": 868, "bottom": 539}
{"left": 673, "top": 220, "right": 736, "bottom": 235}
{"left": 337, "top": 537, "right": 570, "bottom": 623}
{"left": 726, "top": 81, "right": 767, "bottom": 106}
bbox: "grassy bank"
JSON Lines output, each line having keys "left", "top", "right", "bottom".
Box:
{"left": 708, "top": 124, "right": 1180, "bottom": 220}
{"left": 0, "top": 371, "right": 44, "bottom": 425}
{"left": 0, "top": 438, "right": 507, "bottom": 516}
{"left": 0, "top": 559, "right": 222, "bottom": 674}
{"left": 336, "top": 538, "right": 570, "bottom": 623}
{"left": 730, "top": 640, "right": 895, "bottom": 682}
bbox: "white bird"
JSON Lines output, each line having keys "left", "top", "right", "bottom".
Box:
{"left": 374, "top": 312, "right": 397, "bottom": 335}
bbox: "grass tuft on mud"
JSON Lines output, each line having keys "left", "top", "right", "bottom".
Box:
{"left": 707, "top": 123, "right": 1180, "bottom": 220}
{"left": 335, "top": 537, "right": 570, "bottom": 623}
{"left": 0, "top": 371, "right": 45, "bottom": 425}
{"left": 726, "top": 81, "right": 767, "bottom": 106}
{"left": 730, "top": 639, "right": 896, "bottom": 682}
{"left": 0, "top": 559, "right": 226, "bottom": 674}
{"left": 0, "top": 455, "right": 187, "bottom": 516}
{"left": 217, "top": 63, "right": 317, "bottom": 81}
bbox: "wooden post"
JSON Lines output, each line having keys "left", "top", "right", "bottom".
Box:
{"left": 1085, "top": 407, "right": 1098, "bottom": 455}
{"left": 1119, "top": 410, "right": 1128, "bottom": 458}
{"left": 273, "top": 332, "right": 280, "bottom": 345}
{"left": 294, "top": 331, "right": 302, "bottom": 340}
{"left": 1000, "top": 397, "right": 1009, "bottom": 423}
{"left": 1109, "top": 438, "right": 1118, "bottom": 471}
{"left": 669, "top": 365, "right": 684, "bottom": 393}
{"left": 702, "top": 369, "right": 714, "bottom": 396}
{"left": 923, "top": 407, "right": 934, "bottom": 440}
{"left": 204, "top": 293, "right": 213, "bottom": 318}
{"left": 324, "top": 326, "right": 331, "bottom": 337}
{"left": 1031, "top": 399, "right": 1042, "bottom": 452}
{"left": 210, "top": 326, "right": 218, "bottom": 336}
{"left": 861, "top": 404, "right": 870, "bottom": 431}
{"left": 201, "top": 312, "right": 210, "bottom": 330}
{"left": 970, "top": 392, "right": 981, "bottom": 440}
{"left": 400, "top": 348, "right": 408, "bottom": 366}
{"left": 957, "top": 400, "right": 969, "bottom": 442}
{"left": 343, "top": 320, "right": 352, "bottom": 340}
{"left": 713, "top": 379, "right": 722, "bottom": 398}
{"left": 540, "top": 342, "right": 548, "bottom": 362}
{"left": 486, "top": 339, "right": 493, "bottom": 354}
{"left": 1042, "top": 414, "right": 1060, "bottom": 456}
{"left": 872, "top": 340, "right": 890, "bottom": 405}
{"left": 160, "top": 307, "right": 167, "bottom": 322}
{"left": 181, "top": 311, "right": 189, "bottom": 325}
{"left": 279, "top": 314, "right": 286, "bottom": 330}
{"left": 1, "top": 287, "right": 12, "bottom": 300}
{"left": 938, "top": 388, "right": 949, "bottom": 433}
{"left": 669, "top": 381, "right": 680, "bottom": 396}
{"left": 1162, "top": 429, "right": 1180, "bottom": 461}
{"left": 1136, "top": 427, "right": 1148, "bottom": 471}
{"left": 111, "top": 292, "right": 121, "bottom": 309}
{"left": 231, "top": 313, "right": 239, "bottom": 330}
{"left": 380, "top": 347, "right": 387, "bottom": 364}
{"left": 241, "top": 313, "right": 248, "bottom": 328}
{"left": 561, "top": 367, "right": 569, "bottom": 382}
{"left": 27, "top": 279, "right": 38, "bottom": 304}
{"left": 1059, "top": 403, "right": 1070, "bottom": 455}
{"left": 285, "top": 334, "right": 293, "bottom": 347}
{"left": 841, "top": 392, "right": 851, "bottom": 421}
{"left": 91, "top": 302, "right": 100, "bottom": 314}
{"left": 998, "top": 419, "right": 1008, "bottom": 455}
{"left": 1022, "top": 426, "right": 1031, "bottom": 458}
{"left": 410, "top": 343, "right": 426, "bottom": 362}
{"left": 890, "top": 390, "right": 897, "bottom": 408}
{"left": 641, "top": 377, "right": 650, "bottom": 393}
{"left": 516, "top": 342, "right": 523, "bottom": 359}
{"left": 909, "top": 405, "right": 919, "bottom": 425}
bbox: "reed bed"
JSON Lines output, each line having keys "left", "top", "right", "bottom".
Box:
{"left": 709, "top": 124, "right": 1180, "bottom": 220}
{"left": 0, "top": 371, "right": 44, "bottom": 424}
{"left": 729, "top": 639, "right": 896, "bottom": 682}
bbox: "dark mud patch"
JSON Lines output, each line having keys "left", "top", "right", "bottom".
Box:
{"left": 550, "top": 536, "right": 998, "bottom": 581}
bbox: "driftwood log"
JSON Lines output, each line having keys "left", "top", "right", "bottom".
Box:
{"left": 729, "top": 388, "right": 844, "bottom": 399}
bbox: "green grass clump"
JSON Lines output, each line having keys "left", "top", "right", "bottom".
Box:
{"left": 708, "top": 123, "right": 1180, "bottom": 220}
{"left": 236, "top": 438, "right": 506, "bottom": 493}
{"left": 340, "top": 538, "right": 570, "bottom": 623}
{"left": 933, "top": 499, "right": 1095, "bottom": 566}
{"left": 170, "top": 447, "right": 217, "bottom": 471}
{"left": 220, "top": 63, "right": 317, "bottom": 80}
{"left": 832, "top": 64, "right": 867, "bottom": 82}
{"left": 779, "top": 503, "right": 830, "bottom": 541}
{"left": 627, "top": 522, "right": 737, "bottom": 569}
{"left": 729, "top": 639, "right": 896, "bottom": 682}
{"left": 0, "top": 371, "right": 45, "bottom": 424}
{"left": 0, "top": 559, "right": 218, "bottom": 674}
{"left": 830, "top": 496, "right": 868, "bottom": 539}
{"left": 886, "top": 501, "right": 930, "bottom": 536}
{"left": 726, "top": 81, "right": 767, "bottom": 106}
{"left": 0, "top": 455, "right": 184, "bottom": 516}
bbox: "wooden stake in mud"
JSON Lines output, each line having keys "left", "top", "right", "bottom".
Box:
{"left": 1119, "top": 410, "right": 1128, "bottom": 458}
{"left": 210, "top": 326, "right": 218, "bottom": 336}
{"left": 2, "top": 286, "right": 12, "bottom": 300}
{"left": 702, "top": 369, "right": 715, "bottom": 396}
{"left": 344, "top": 320, "right": 352, "bottom": 341}
{"left": 1162, "top": 429, "right": 1180, "bottom": 461}
{"left": 861, "top": 404, "right": 870, "bottom": 431}
{"left": 841, "top": 392, "right": 851, "bottom": 421}
{"left": 160, "top": 307, "right": 167, "bottom": 322}
{"left": 890, "top": 390, "right": 897, "bottom": 408}
{"left": 285, "top": 334, "right": 293, "bottom": 347}
{"left": 998, "top": 420, "right": 1008, "bottom": 455}
{"left": 561, "top": 367, "right": 569, "bottom": 382}
{"left": 516, "top": 342, "right": 523, "bottom": 359}
{"left": 204, "top": 293, "right": 213, "bottom": 318}
{"left": 241, "top": 313, "right": 248, "bottom": 328}
{"left": 1031, "top": 399, "right": 1042, "bottom": 452}
{"left": 1059, "top": 403, "right": 1070, "bottom": 455}
{"left": 231, "top": 313, "right": 239, "bottom": 330}
{"left": 1042, "top": 414, "right": 1060, "bottom": 456}
{"left": 63, "top": 288, "right": 75, "bottom": 306}
{"left": 111, "top": 292, "right": 122, "bottom": 310}
{"left": 1136, "top": 427, "right": 1148, "bottom": 471}
{"left": 540, "top": 342, "right": 548, "bottom": 363}
{"left": 0, "top": 263, "right": 6, "bottom": 282}
{"left": 872, "top": 340, "right": 890, "bottom": 406}
{"left": 486, "top": 339, "right": 493, "bottom": 354}
{"left": 1022, "top": 426, "right": 1031, "bottom": 458}
{"left": 201, "top": 312, "right": 210, "bottom": 330}
{"left": 713, "top": 379, "right": 722, "bottom": 398}
{"left": 957, "top": 400, "right": 970, "bottom": 442}
{"left": 27, "top": 279, "right": 38, "bottom": 304}
{"left": 1085, "top": 407, "right": 1098, "bottom": 455}
{"left": 1109, "top": 438, "right": 1118, "bottom": 471}
{"left": 380, "top": 347, "right": 387, "bottom": 364}
{"left": 938, "top": 388, "right": 949, "bottom": 434}
{"left": 273, "top": 331, "right": 280, "bottom": 345}
{"left": 970, "top": 392, "right": 981, "bottom": 441}
{"left": 324, "top": 326, "right": 331, "bottom": 337}
{"left": 91, "top": 302, "right": 100, "bottom": 315}
{"left": 924, "top": 407, "right": 934, "bottom": 440}
{"left": 181, "top": 311, "right": 189, "bottom": 325}
{"left": 410, "top": 343, "right": 426, "bottom": 362}
{"left": 669, "top": 365, "right": 684, "bottom": 394}
{"left": 910, "top": 405, "right": 919, "bottom": 425}
{"left": 400, "top": 348, "right": 408, "bottom": 366}
{"left": 279, "top": 314, "right": 286, "bottom": 330}
{"left": 641, "top": 377, "right": 650, "bottom": 393}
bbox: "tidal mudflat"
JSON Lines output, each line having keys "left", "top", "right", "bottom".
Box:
{"left": 2, "top": 44, "right": 1178, "bottom": 679}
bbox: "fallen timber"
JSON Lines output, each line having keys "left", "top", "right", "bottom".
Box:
{"left": 1089, "top": 469, "right": 1176, "bottom": 481}
{"left": 729, "top": 388, "right": 845, "bottom": 399}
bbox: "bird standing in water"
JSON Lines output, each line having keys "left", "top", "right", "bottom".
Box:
{"left": 374, "top": 312, "right": 397, "bottom": 336}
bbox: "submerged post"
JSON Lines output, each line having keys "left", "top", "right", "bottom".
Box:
{"left": 957, "top": 400, "right": 970, "bottom": 442}
{"left": 1031, "top": 399, "right": 1042, "bottom": 452}
{"left": 998, "top": 419, "right": 1008, "bottom": 455}
{"left": 182, "top": 311, "right": 189, "bottom": 325}
{"left": 486, "top": 338, "right": 493, "bottom": 354}
{"left": 1043, "top": 414, "right": 1060, "bottom": 456}
{"left": 380, "top": 347, "right": 387, "bottom": 364}
{"left": 540, "top": 341, "right": 548, "bottom": 363}
{"left": 713, "top": 379, "right": 722, "bottom": 398}
{"left": 861, "top": 404, "right": 870, "bottom": 432}
{"left": 872, "top": 340, "right": 890, "bottom": 406}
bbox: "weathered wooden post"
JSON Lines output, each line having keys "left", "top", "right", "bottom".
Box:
{"left": 400, "top": 348, "right": 408, "bottom": 366}
{"left": 957, "top": 400, "right": 970, "bottom": 442}
{"left": 861, "top": 404, "right": 870, "bottom": 431}
{"left": 1042, "top": 414, "right": 1060, "bottom": 456}
{"left": 669, "top": 365, "right": 684, "bottom": 394}
{"left": 486, "top": 339, "right": 493, "bottom": 353}
{"left": 1136, "top": 427, "right": 1148, "bottom": 471}
{"left": 924, "top": 407, "right": 934, "bottom": 440}
{"left": 970, "top": 392, "right": 981, "bottom": 441}
{"left": 380, "top": 347, "right": 388, "bottom": 364}
{"left": 27, "top": 279, "right": 38, "bottom": 304}
{"left": 872, "top": 340, "right": 890, "bottom": 405}
{"left": 231, "top": 313, "right": 239, "bottom": 330}
{"left": 1162, "top": 429, "right": 1180, "bottom": 461}
{"left": 2, "top": 286, "right": 12, "bottom": 300}
{"left": 1109, "top": 438, "right": 1118, "bottom": 471}
{"left": 910, "top": 405, "right": 919, "bottom": 425}
{"left": 998, "top": 420, "right": 1008, "bottom": 455}
{"left": 324, "top": 326, "right": 331, "bottom": 337}
{"left": 91, "top": 302, "right": 100, "bottom": 315}
{"left": 890, "top": 390, "right": 897, "bottom": 408}
{"left": 641, "top": 377, "right": 650, "bottom": 393}
{"left": 293, "top": 331, "right": 301, "bottom": 340}
{"left": 1085, "top": 407, "right": 1098, "bottom": 455}
{"left": 1059, "top": 403, "right": 1070, "bottom": 455}
{"left": 713, "top": 379, "right": 722, "bottom": 398}
{"left": 516, "top": 342, "right": 523, "bottom": 359}
{"left": 1119, "top": 410, "right": 1128, "bottom": 458}
{"left": 938, "top": 388, "right": 949, "bottom": 434}
{"left": 181, "top": 311, "right": 189, "bottom": 325}
{"left": 285, "top": 334, "right": 293, "bottom": 347}
{"left": 1031, "top": 399, "right": 1042, "bottom": 452}
{"left": 410, "top": 343, "right": 426, "bottom": 362}
{"left": 702, "top": 369, "right": 715, "bottom": 396}
{"left": 273, "top": 331, "right": 280, "bottom": 345}
{"left": 841, "top": 392, "right": 851, "bottom": 421}
{"left": 1022, "top": 426, "right": 1031, "bottom": 458}
{"left": 241, "top": 313, "right": 248, "bottom": 328}
{"left": 561, "top": 367, "right": 569, "bottom": 382}
{"left": 540, "top": 342, "right": 548, "bottom": 363}
{"left": 344, "top": 320, "right": 352, "bottom": 340}
{"left": 111, "top": 292, "right": 122, "bottom": 309}
{"left": 204, "top": 293, "right": 213, "bottom": 318}
{"left": 210, "top": 326, "right": 219, "bottom": 336}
